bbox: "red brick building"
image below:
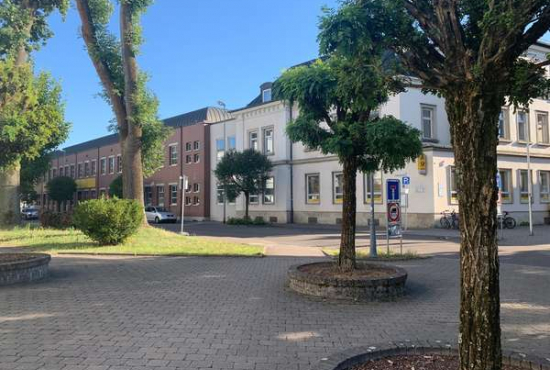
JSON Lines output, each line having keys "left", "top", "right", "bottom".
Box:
{"left": 38, "top": 107, "right": 232, "bottom": 221}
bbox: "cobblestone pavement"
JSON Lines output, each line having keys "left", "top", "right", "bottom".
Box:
{"left": 0, "top": 255, "right": 549, "bottom": 370}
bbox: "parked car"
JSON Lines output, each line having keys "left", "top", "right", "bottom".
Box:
{"left": 145, "top": 206, "right": 177, "bottom": 224}
{"left": 21, "top": 207, "right": 39, "bottom": 220}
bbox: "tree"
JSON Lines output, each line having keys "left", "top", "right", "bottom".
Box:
{"left": 274, "top": 35, "right": 422, "bottom": 272}
{"left": 214, "top": 149, "right": 273, "bottom": 220}
{"left": 20, "top": 152, "right": 54, "bottom": 203}
{"left": 46, "top": 176, "right": 76, "bottom": 211}
{"left": 109, "top": 175, "right": 123, "bottom": 198}
{"left": 321, "top": 1, "right": 550, "bottom": 369}
{"left": 0, "top": 0, "right": 69, "bottom": 226}
{"left": 75, "top": 0, "right": 169, "bottom": 212}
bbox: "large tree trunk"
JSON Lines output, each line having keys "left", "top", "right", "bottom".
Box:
{"left": 0, "top": 163, "right": 21, "bottom": 226}
{"left": 338, "top": 158, "right": 357, "bottom": 272}
{"left": 446, "top": 88, "right": 502, "bottom": 370}
{"left": 120, "top": 3, "right": 145, "bottom": 217}
{"left": 244, "top": 192, "right": 250, "bottom": 220}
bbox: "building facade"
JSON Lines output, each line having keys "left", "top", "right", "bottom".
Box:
{"left": 209, "top": 44, "right": 550, "bottom": 227}
{"left": 38, "top": 107, "right": 232, "bottom": 221}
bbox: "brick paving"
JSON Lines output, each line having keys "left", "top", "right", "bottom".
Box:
{"left": 0, "top": 255, "right": 549, "bottom": 370}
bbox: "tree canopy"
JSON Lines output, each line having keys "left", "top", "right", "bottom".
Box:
{"left": 214, "top": 149, "right": 273, "bottom": 219}
{"left": 46, "top": 175, "right": 76, "bottom": 203}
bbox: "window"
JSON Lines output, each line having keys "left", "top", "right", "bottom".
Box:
{"left": 263, "top": 176, "right": 275, "bottom": 204}
{"left": 249, "top": 192, "right": 259, "bottom": 204}
{"left": 364, "top": 172, "right": 383, "bottom": 204}
{"left": 59, "top": 167, "right": 64, "bottom": 177}
{"left": 498, "top": 109, "right": 510, "bottom": 140}
{"left": 84, "top": 162, "right": 90, "bottom": 177}
{"left": 536, "top": 111, "right": 550, "bottom": 144}
{"left": 65, "top": 165, "right": 69, "bottom": 177}
{"left": 169, "top": 144, "right": 178, "bottom": 166}
{"left": 519, "top": 169, "right": 532, "bottom": 203}
{"left": 70, "top": 165, "right": 75, "bottom": 178}
{"left": 249, "top": 131, "right": 259, "bottom": 151}
{"left": 91, "top": 160, "right": 97, "bottom": 176}
{"left": 217, "top": 184, "right": 225, "bottom": 205}
{"left": 185, "top": 142, "right": 192, "bottom": 151}
{"left": 306, "top": 174, "right": 320, "bottom": 204}
{"left": 185, "top": 181, "right": 192, "bottom": 193}
{"left": 539, "top": 171, "right": 550, "bottom": 203}
{"left": 108, "top": 156, "right": 115, "bottom": 174}
{"left": 216, "top": 139, "right": 225, "bottom": 161}
{"left": 77, "top": 164, "right": 82, "bottom": 178}
{"left": 193, "top": 196, "right": 200, "bottom": 206}
{"left": 517, "top": 111, "right": 529, "bottom": 142}
{"left": 186, "top": 155, "right": 192, "bottom": 164}
{"left": 170, "top": 185, "right": 178, "bottom": 206}
{"left": 116, "top": 155, "right": 122, "bottom": 173}
{"left": 144, "top": 186, "right": 153, "bottom": 206}
{"left": 421, "top": 105, "right": 435, "bottom": 139}
{"left": 52, "top": 168, "right": 57, "bottom": 178}
{"left": 185, "top": 196, "right": 192, "bottom": 206}
{"left": 498, "top": 169, "right": 513, "bottom": 204}
{"left": 157, "top": 185, "right": 165, "bottom": 207}
{"left": 194, "top": 153, "right": 200, "bottom": 163}
{"left": 333, "top": 172, "right": 344, "bottom": 204}
{"left": 90, "top": 190, "right": 97, "bottom": 199}
{"left": 263, "top": 127, "right": 274, "bottom": 155}
{"left": 227, "top": 136, "right": 236, "bottom": 150}
{"left": 262, "top": 88, "right": 272, "bottom": 103}
{"left": 193, "top": 141, "right": 200, "bottom": 150}
{"left": 100, "top": 158, "right": 106, "bottom": 175}
{"left": 449, "top": 167, "right": 459, "bottom": 204}
{"left": 193, "top": 183, "right": 200, "bottom": 193}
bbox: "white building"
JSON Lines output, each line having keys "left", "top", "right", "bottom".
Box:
{"left": 209, "top": 44, "right": 550, "bottom": 228}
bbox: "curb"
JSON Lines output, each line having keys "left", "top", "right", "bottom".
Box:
{"left": 312, "top": 340, "right": 550, "bottom": 370}
{"left": 56, "top": 252, "right": 264, "bottom": 258}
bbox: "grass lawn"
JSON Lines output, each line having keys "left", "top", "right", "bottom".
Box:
{"left": 0, "top": 226, "right": 263, "bottom": 257}
{"left": 322, "top": 247, "right": 423, "bottom": 260}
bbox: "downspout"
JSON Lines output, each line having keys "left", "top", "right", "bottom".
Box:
{"left": 288, "top": 102, "right": 294, "bottom": 224}
{"left": 180, "top": 126, "right": 184, "bottom": 218}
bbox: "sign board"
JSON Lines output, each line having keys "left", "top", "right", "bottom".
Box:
{"left": 386, "top": 179, "right": 401, "bottom": 202}
{"left": 387, "top": 202, "right": 401, "bottom": 223}
{"left": 402, "top": 176, "right": 410, "bottom": 186}
{"left": 417, "top": 154, "right": 427, "bottom": 175}
{"left": 76, "top": 178, "right": 96, "bottom": 189}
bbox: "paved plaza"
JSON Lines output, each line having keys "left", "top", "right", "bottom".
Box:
{"left": 1, "top": 244, "right": 549, "bottom": 369}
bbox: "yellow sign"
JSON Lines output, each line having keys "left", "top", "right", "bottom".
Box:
{"left": 76, "top": 178, "right": 96, "bottom": 189}
{"left": 417, "top": 154, "right": 427, "bottom": 175}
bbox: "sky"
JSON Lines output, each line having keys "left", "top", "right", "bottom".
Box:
{"left": 34, "top": 0, "right": 339, "bottom": 147}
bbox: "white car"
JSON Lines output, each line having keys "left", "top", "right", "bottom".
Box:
{"left": 145, "top": 206, "right": 177, "bottom": 224}
{"left": 21, "top": 207, "right": 39, "bottom": 220}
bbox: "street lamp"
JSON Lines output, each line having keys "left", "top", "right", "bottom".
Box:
{"left": 218, "top": 100, "right": 227, "bottom": 224}
{"left": 526, "top": 118, "right": 544, "bottom": 237}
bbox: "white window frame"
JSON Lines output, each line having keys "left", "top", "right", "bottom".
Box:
{"left": 156, "top": 185, "right": 165, "bottom": 207}
{"left": 100, "top": 158, "right": 106, "bottom": 175}
{"left": 539, "top": 171, "right": 550, "bottom": 203}
{"left": 263, "top": 127, "right": 274, "bottom": 155}
{"left": 449, "top": 166, "right": 459, "bottom": 205}
{"left": 193, "top": 141, "right": 200, "bottom": 151}
{"left": 227, "top": 136, "right": 236, "bottom": 150}
{"left": 517, "top": 110, "right": 530, "bottom": 143}
{"left": 536, "top": 111, "right": 550, "bottom": 145}
{"left": 262, "top": 88, "right": 272, "bottom": 103}
{"left": 519, "top": 169, "right": 533, "bottom": 204}
{"left": 332, "top": 172, "right": 344, "bottom": 204}
{"left": 498, "top": 109, "right": 510, "bottom": 141}
{"left": 169, "top": 184, "right": 178, "bottom": 206}
{"left": 84, "top": 161, "right": 90, "bottom": 177}
{"left": 216, "top": 138, "right": 225, "bottom": 161}
{"left": 249, "top": 130, "right": 259, "bottom": 151}
{"left": 91, "top": 160, "right": 97, "bottom": 176}
{"left": 194, "top": 153, "right": 200, "bottom": 163}
{"left": 364, "top": 171, "right": 383, "bottom": 204}
{"left": 185, "top": 142, "right": 192, "bottom": 151}
{"left": 77, "top": 163, "right": 83, "bottom": 178}
{"left": 306, "top": 173, "right": 321, "bottom": 205}
{"left": 116, "top": 155, "right": 122, "bottom": 173}
{"left": 498, "top": 169, "right": 513, "bottom": 204}
{"left": 263, "top": 176, "right": 275, "bottom": 205}
{"left": 249, "top": 192, "right": 259, "bottom": 204}
{"left": 108, "top": 156, "right": 115, "bottom": 174}
{"left": 168, "top": 144, "right": 178, "bottom": 166}
{"left": 420, "top": 104, "right": 436, "bottom": 140}
{"left": 216, "top": 184, "right": 224, "bottom": 205}
{"left": 193, "top": 183, "right": 200, "bottom": 193}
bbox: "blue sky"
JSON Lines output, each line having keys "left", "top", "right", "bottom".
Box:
{"left": 33, "top": 1, "right": 339, "bottom": 147}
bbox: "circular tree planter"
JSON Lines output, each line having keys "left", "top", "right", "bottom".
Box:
{"left": 312, "top": 341, "right": 550, "bottom": 370}
{"left": 0, "top": 253, "right": 51, "bottom": 286}
{"left": 288, "top": 262, "right": 407, "bottom": 301}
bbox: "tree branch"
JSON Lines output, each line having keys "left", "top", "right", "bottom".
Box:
{"left": 75, "top": 0, "right": 127, "bottom": 134}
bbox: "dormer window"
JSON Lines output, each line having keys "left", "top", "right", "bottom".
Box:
{"left": 262, "top": 88, "right": 272, "bottom": 103}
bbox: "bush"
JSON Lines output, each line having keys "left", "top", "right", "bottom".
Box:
{"left": 227, "top": 216, "right": 267, "bottom": 226}
{"left": 40, "top": 210, "right": 73, "bottom": 229}
{"left": 73, "top": 198, "right": 143, "bottom": 245}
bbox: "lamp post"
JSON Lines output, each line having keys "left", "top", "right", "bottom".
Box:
{"left": 218, "top": 101, "right": 227, "bottom": 224}
{"left": 179, "top": 175, "right": 188, "bottom": 236}
{"left": 369, "top": 172, "right": 377, "bottom": 257}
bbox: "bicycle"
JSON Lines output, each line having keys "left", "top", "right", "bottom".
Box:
{"left": 440, "top": 210, "right": 460, "bottom": 229}
{"left": 497, "top": 211, "right": 516, "bottom": 229}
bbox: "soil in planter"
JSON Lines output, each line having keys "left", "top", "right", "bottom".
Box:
{"left": 298, "top": 262, "right": 399, "bottom": 280}
{"left": 0, "top": 253, "right": 41, "bottom": 264}
{"left": 348, "top": 355, "right": 523, "bottom": 370}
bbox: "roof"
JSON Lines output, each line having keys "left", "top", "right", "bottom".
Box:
{"left": 58, "top": 107, "right": 232, "bottom": 155}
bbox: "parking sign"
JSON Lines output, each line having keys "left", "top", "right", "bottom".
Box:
{"left": 403, "top": 176, "right": 410, "bottom": 186}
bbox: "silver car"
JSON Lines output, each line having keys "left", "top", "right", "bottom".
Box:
{"left": 145, "top": 206, "right": 177, "bottom": 224}
{"left": 21, "top": 207, "right": 39, "bottom": 220}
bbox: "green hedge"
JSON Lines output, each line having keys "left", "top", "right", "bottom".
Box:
{"left": 73, "top": 198, "right": 143, "bottom": 245}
